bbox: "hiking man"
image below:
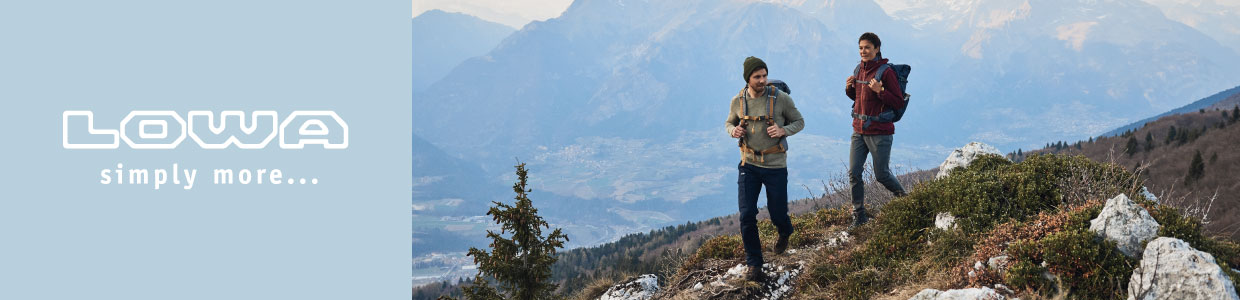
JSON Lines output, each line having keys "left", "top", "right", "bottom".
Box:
{"left": 845, "top": 32, "right": 908, "bottom": 229}
{"left": 725, "top": 56, "right": 805, "bottom": 282}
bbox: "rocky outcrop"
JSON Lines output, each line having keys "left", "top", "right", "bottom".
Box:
{"left": 1128, "top": 237, "right": 1239, "bottom": 300}
{"left": 657, "top": 261, "right": 805, "bottom": 299}
{"left": 1089, "top": 194, "right": 1160, "bottom": 258}
{"left": 598, "top": 274, "right": 659, "bottom": 300}
{"left": 937, "top": 142, "right": 1003, "bottom": 179}
{"left": 909, "top": 286, "right": 1005, "bottom": 300}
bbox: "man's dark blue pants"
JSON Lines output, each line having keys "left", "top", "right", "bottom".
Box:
{"left": 737, "top": 162, "right": 794, "bottom": 267}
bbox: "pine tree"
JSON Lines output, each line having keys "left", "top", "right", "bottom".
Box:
{"left": 1185, "top": 150, "right": 1205, "bottom": 185}
{"left": 463, "top": 163, "right": 569, "bottom": 300}
{"left": 1232, "top": 105, "right": 1239, "bottom": 122}
{"left": 1125, "top": 136, "right": 1139, "bottom": 156}
{"left": 1144, "top": 132, "right": 1154, "bottom": 151}
{"left": 1165, "top": 126, "right": 1177, "bottom": 145}
{"left": 1210, "top": 152, "right": 1218, "bottom": 164}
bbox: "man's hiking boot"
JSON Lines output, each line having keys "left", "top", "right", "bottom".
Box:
{"left": 746, "top": 265, "right": 766, "bottom": 282}
{"left": 774, "top": 233, "right": 790, "bottom": 255}
{"left": 894, "top": 190, "right": 909, "bottom": 197}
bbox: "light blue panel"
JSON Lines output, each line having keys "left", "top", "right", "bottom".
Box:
{"left": 0, "top": 1, "right": 411, "bottom": 299}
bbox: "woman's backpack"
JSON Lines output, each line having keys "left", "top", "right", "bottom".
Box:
{"left": 852, "top": 63, "right": 911, "bottom": 125}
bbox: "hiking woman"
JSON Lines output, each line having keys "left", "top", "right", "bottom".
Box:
{"left": 844, "top": 32, "right": 908, "bottom": 228}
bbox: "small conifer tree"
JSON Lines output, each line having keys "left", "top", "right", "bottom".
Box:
{"left": 1144, "top": 132, "right": 1154, "bottom": 151}
{"left": 462, "top": 163, "right": 569, "bottom": 300}
{"left": 1185, "top": 150, "right": 1205, "bottom": 185}
{"left": 1165, "top": 126, "right": 1177, "bottom": 145}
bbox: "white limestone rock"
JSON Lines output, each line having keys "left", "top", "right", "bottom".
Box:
{"left": 1089, "top": 194, "right": 1160, "bottom": 258}
{"left": 937, "top": 142, "right": 1004, "bottom": 179}
{"left": 935, "top": 212, "right": 957, "bottom": 230}
{"left": 826, "top": 231, "right": 852, "bottom": 247}
{"left": 1127, "top": 237, "right": 1239, "bottom": 300}
{"left": 909, "top": 287, "right": 1005, "bottom": 300}
{"left": 987, "top": 255, "right": 1009, "bottom": 270}
{"left": 1140, "top": 186, "right": 1159, "bottom": 204}
{"left": 993, "top": 284, "right": 1014, "bottom": 295}
{"left": 598, "top": 274, "right": 659, "bottom": 300}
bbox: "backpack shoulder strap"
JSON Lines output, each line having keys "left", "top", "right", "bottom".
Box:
{"left": 766, "top": 85, "right": 776, "bottom": 119}
{"left": 874, "top": 63, "right": 892, "bottom": 81}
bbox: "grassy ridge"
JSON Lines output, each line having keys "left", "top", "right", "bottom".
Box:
{"left": 789, "top": 154, "right": 1240, "bottom": 299}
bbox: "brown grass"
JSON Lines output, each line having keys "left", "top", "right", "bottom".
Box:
{"left": 571, "top": 275, "right": 623, "bottom": 300}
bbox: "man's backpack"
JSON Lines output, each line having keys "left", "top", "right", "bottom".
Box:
{"left": 767, "top": 79, "right": 790, "bottom": 95}
{"left": 736, "top": 80, "right": 791, "bottom": 164}
{"left": 852, "top": 63, "right": 911, "bottom": 125}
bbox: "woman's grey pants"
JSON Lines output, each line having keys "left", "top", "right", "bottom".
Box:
{"left": 848, "top": 133, "right": 905, "bottom": 212}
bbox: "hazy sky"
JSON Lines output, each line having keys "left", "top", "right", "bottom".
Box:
{"left": 412, "top": 0, "right": 574, "bottom": 29}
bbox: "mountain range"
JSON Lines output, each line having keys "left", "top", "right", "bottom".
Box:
{"left": 1139, "top": 0, "right": 1240, "bottom": 54}
{"left": 412, "top": 0, "right": 1240, "bottom": 261}
{"left": 412, "top": 9, "right": 515, "bottom": 92}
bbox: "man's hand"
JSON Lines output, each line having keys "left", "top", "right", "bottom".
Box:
{"left": 868, "top": 78, "right": 883, "bottom": 93}
{"left": 846, "top": 75, "right": 856, "bottom": 89}
{"left": 766, "top": 125, "right": 785, "bottom": 138}
{"left": 731, "top": 126, "right": 746, "bottom": 138}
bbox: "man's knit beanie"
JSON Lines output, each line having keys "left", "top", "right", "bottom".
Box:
{"left": 743, "top": 56, "right": 767, "bottom": 82}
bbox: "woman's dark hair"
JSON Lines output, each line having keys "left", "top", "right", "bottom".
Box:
{"left": 859, "top": 32, "right": 882, "bottom": 57}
